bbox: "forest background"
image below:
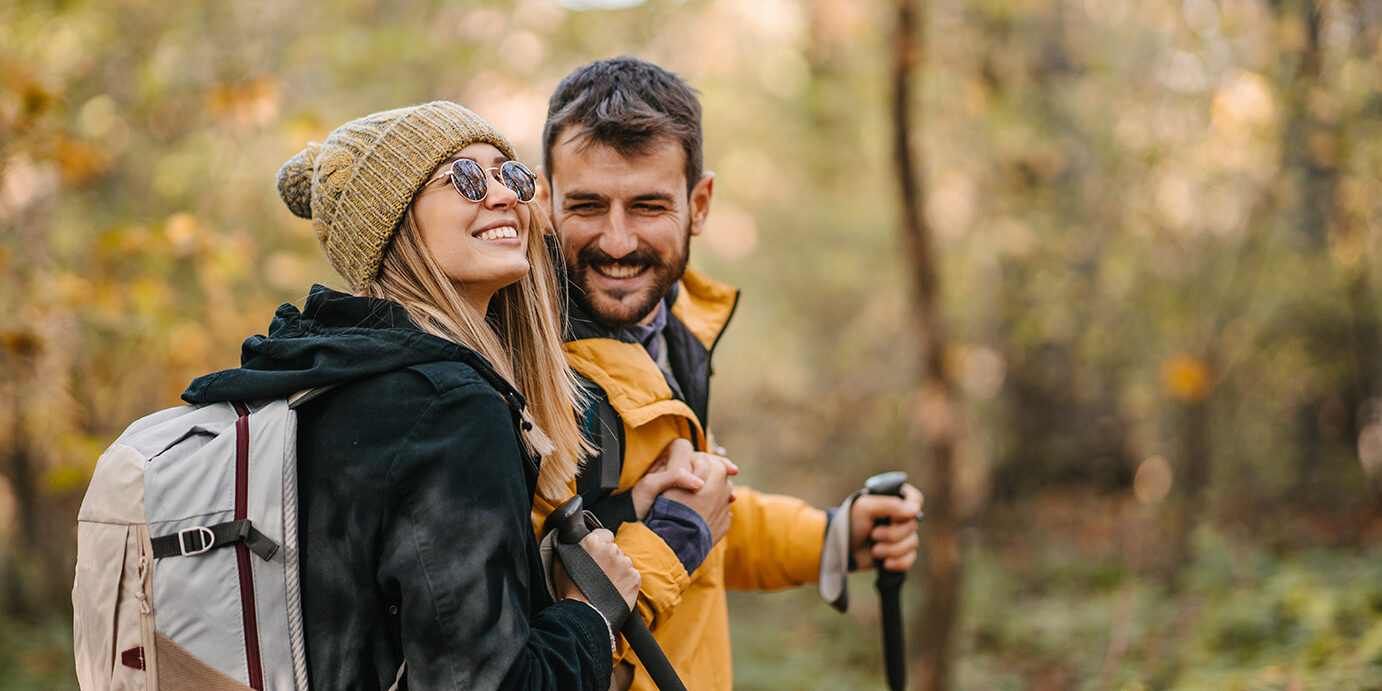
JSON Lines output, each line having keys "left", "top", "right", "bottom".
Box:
{"left": 2, "top": 0, "right": 1380, "bottom": 689}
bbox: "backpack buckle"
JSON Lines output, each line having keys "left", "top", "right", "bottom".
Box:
{"left": 177, "top": 526, "right": 216, "bottom": 556}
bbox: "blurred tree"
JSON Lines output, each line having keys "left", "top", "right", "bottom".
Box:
{"left": 891, "top": 1, "right": 963, "bottom": 689}
{"left": 2, "top": 0, "right": 1381, "bottom": 686}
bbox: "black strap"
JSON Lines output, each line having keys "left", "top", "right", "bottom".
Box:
{"left": 151, "top": 519, "right": 279, "bottom": 561}
{"left": 554, "top": 539, "right": 632, "bottom": 632}
{"left": 593, "top": 397, "right": 622, "bottom": 491}
{"left": 554, "top": 538, "right": 687, "bottom": 691}
{"left": 576, "top": 391, "right": 637, "bottom": 531}
{"left": 586, "top": 491, "right": 637, "bottom": 532}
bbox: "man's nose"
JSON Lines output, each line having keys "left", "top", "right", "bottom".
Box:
{"left": 597, "top": 213, "right": 638, "bottom": 258}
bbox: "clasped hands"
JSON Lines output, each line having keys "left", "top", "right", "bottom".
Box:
{"left": 630, "top": 438, "right": 738, "bottom": 544}
{"left": 628, "top": 438, "right": 924, "bottom": 572}
{"left": 556, "top": 438, "right": 733, "bottom": 611}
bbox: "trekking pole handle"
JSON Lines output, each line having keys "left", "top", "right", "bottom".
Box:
{"left": 863, "top": 471, "right": 908, "bottom": 691}
{"left": 864, "top": 471, "right": 907, "bottom": 500}
{"left": 864, "top": 471, "right": 908, "bottom": 579}
{"left": 543, "top": 496, "right": 688, "bottom": 691}
{"left": 547, "top": 495, "right": 593, "bottom": 544}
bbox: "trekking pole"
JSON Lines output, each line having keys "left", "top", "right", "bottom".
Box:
{"left": 544, "top": 496, "right": 688, "bottom": 691}
{"left": 864, "top": 471, "right": 909, "bottom": 691}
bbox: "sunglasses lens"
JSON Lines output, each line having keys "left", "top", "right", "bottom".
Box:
{"left": 450, "top": 159, "right": 488, "bottom": 202}
{"left": 501, "top": 161, "right": 537, "bottom": 203}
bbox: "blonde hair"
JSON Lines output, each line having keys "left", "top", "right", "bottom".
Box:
{"left": 363, "top": 206, "right": 590, "bottom": 500}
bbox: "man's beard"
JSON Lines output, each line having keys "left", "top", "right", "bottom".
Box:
{"left": 569, "top": 236, "right": 689, "bottom": 330}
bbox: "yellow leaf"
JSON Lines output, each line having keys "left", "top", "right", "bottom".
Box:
{"left": 205, "top": 76, "right": 282, "bottom": 130}
{"left": 45, "top": 466, "right": 89, "bottom": 493}
{"left": 55, "top": 137, "right": 114, "bottom": 183}
{"left": 1161, "top": 354, "right": 1211, "bottom": 402}
{"left": 130, "top": 275, "right": 172, "bottom": 315}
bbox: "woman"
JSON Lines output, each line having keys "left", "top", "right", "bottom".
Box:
{"left": 181, "top": 101, "right": 638, "bottom": 689}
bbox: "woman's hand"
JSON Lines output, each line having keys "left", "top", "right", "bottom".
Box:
{"left": 630, "top": 438, "right": 705, "bottom": 519}
{"left": 662, "top": 452, "right": 738, "bottom": 545}
{"left": 554, "top": 528, "right": 641, "bottom": 611}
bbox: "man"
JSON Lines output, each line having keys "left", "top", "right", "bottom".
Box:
{"left": 530, "top": 57, "right": 923, "bottom": 690}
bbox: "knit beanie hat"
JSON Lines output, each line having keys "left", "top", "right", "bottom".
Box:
{"left": 276, "top": 101, "right": 517, "bottom": 291}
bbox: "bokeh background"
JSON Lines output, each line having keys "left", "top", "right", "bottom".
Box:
{"left": 2, "top": 0, "right": 1381, "bottom": 688}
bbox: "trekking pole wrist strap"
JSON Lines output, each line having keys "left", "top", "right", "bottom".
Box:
{"left": 554, "top": 539, "right": 633, "bottom": 631}
{"left": 819, "top": 489, "right": 864, "bottom": 613}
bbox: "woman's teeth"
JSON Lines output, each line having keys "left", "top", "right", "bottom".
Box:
{"left": 476, "top": 227, "right": 518, "bottom": 241}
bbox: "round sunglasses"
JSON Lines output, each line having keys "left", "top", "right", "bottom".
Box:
{"left": 427, "top": 158, "right": 537, "bottom": 204}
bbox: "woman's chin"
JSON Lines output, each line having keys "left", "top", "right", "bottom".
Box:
{"left": 456, "top": 261, "right": 532, "bottom": 301}
{"left": 498, "top": 258, "right": 532, "bottom": 287}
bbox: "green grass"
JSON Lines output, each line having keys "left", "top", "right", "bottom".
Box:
{"left": 9, "top": 506, "right": 1382, "bottom": 690}
{"left": 729, "top": 517, "right": 1382, "bottom": 690}
{"left": 0, "top": 615, "right": 77, "bottom": 690}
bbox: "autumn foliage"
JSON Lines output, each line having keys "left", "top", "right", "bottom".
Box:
{"left": 1, "top": 0, "right": 1380, "bottom": 687}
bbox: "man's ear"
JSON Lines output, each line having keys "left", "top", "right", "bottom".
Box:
{"left": 688, "top": 171, "right": 715, "bottom": 237}
{"left": 534, "top": 165, "right": 554, "bottom": 217}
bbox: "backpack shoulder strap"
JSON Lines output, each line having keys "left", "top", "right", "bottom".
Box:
{"left": 573, "top": 377, "right": 638, "bottom": 530}
{"left": 576, "top": 377, "right": 623, "bottom": 495}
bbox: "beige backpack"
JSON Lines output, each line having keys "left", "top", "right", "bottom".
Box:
{"left": 73, "top": 397, "right": 309, "bottom": 690}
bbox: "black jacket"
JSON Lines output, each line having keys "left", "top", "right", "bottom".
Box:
{"left": 183, "top": 285, "right": 611, "bottom": 690}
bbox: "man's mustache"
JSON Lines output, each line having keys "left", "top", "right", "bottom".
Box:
{"left": 576, "top": 245, "right": 664, "bottom": 271}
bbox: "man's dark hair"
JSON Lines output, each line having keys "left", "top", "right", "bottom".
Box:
{"left": 543, "top": 57, "right": 703, "bottom": 194}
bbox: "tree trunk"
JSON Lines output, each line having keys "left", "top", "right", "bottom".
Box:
{"left": 3, "top": 353, "right": 44, "bottom": 621}
{"left": 891, "top": 1, "right": 962, "bottom": 689}
{"left": 1163, "top": 393, "right": 1211, "bottom": 590}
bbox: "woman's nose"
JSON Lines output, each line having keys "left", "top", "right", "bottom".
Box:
{"left": 484, "top": 174, "right": 518, "bottom": 208}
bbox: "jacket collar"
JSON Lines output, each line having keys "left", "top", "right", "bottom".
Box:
{"left": 669, "top": 267, "right": 739, "bottom": 352}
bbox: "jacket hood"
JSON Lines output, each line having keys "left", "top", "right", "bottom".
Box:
{"left": 183, "top": 285, "right": 518, "bottom": 405}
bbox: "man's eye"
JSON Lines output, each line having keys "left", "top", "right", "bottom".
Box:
{"left": 567, "top": 203, "right": 601, "bottom": 214}
{"left": 633, "top": 204, "right": 668, "bottom": 214}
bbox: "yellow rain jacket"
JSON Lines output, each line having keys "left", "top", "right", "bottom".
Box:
{"left": 532, "top": 268, "right": 829, "bottom": 691}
